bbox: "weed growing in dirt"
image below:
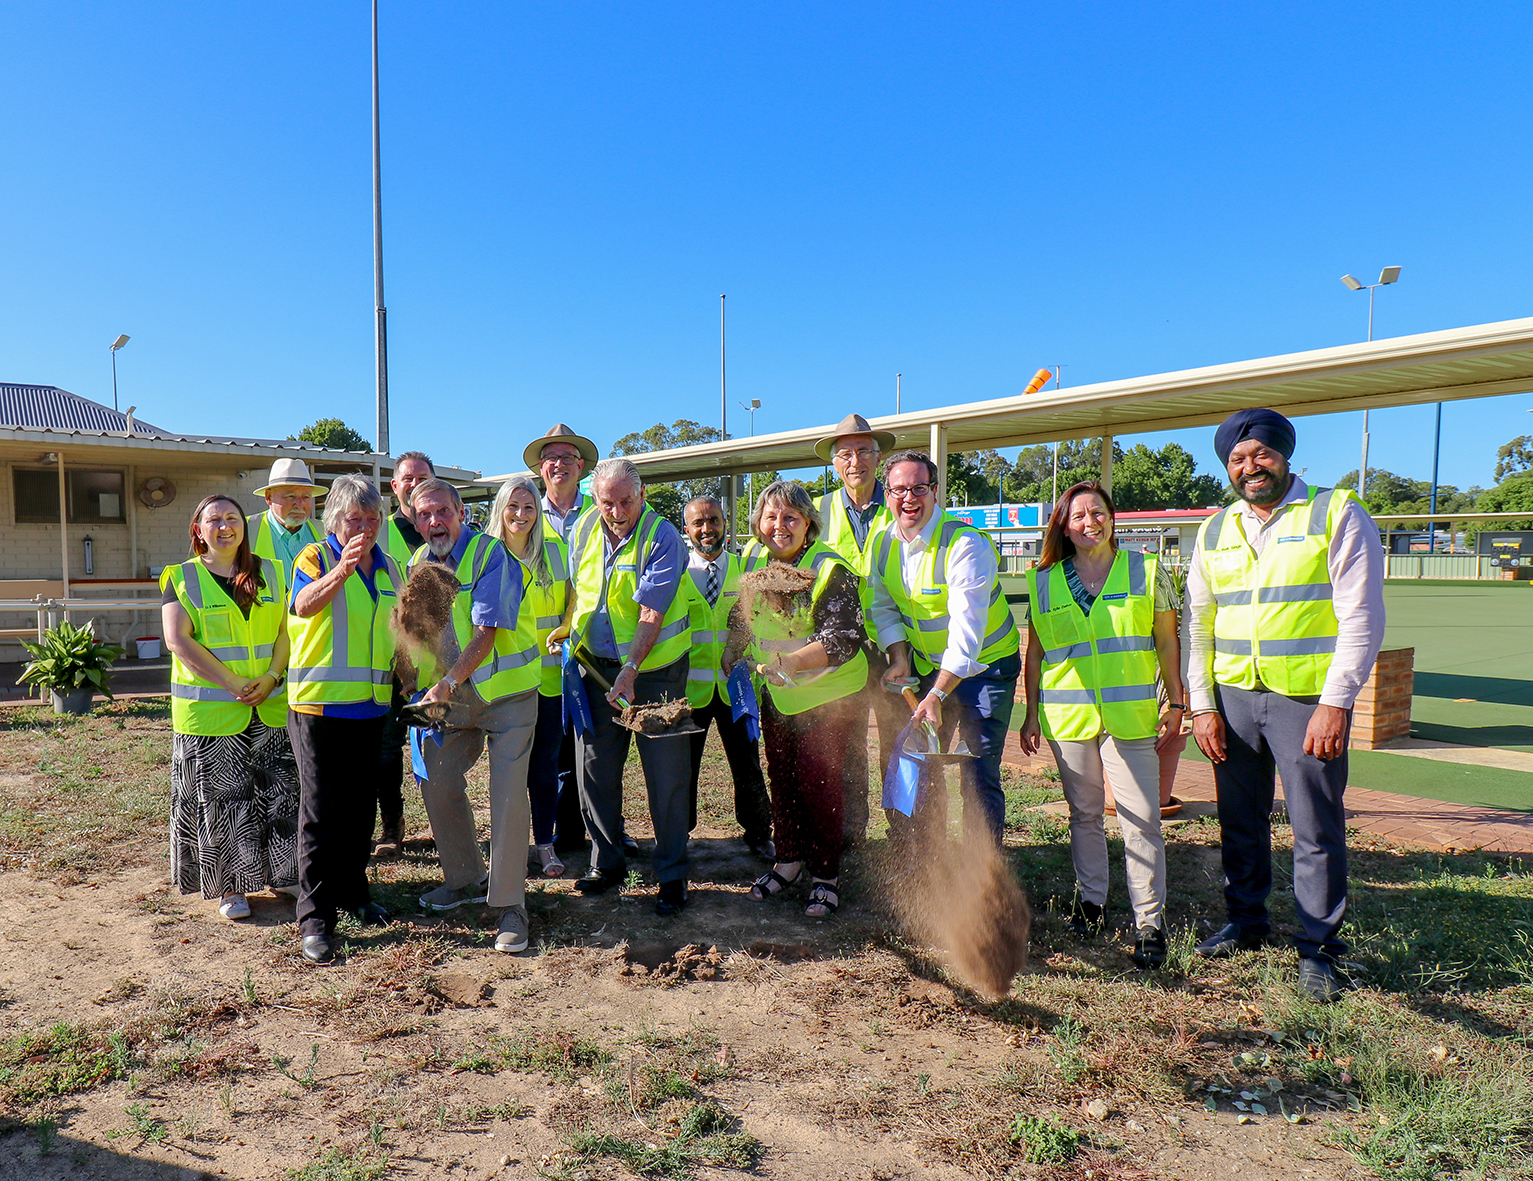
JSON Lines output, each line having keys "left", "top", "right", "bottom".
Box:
{"left": 273, "top": 1043, "right": 322, "bottom": 1089}
{"left": 1046, "top": 1017, "right": 1088, "bottom": 1083}
{"left": 0, "top": 1021, "right": 137, "bottom": 1104}
{"left": 1008, "top": 1113, "right": 1080, "bottom": 1163}
{"left": 110, "top": 1101, "right": 167, "bottom": 1144}
{"left": 286, "top": 1146, "right": 391, "bottom": 1181}
{"left": 568, "top": 1100, "right": 760, "bottom": 1179}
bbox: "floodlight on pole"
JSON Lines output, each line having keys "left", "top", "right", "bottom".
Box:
{"left": 1341, "top": 266, "right": 1403, "bottom": 505}
{"left": 109, "top": 334, "right": 130, "bottom": 412}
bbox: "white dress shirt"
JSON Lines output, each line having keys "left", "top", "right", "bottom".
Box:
{"left": 1186, "top": 476, "right": 1385, "bottom": 712}
{"left": 687, "top": 547, "right": 730, "bottom": 601}
{"left": 870, "top": 512, "right": 998, "bottom": 679}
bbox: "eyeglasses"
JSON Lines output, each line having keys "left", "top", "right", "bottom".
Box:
{"left": 886, "top": 483, "right": 933, "bottom": 500}
{"left": 833, "top": 447, "right": 879, "bottom": 464}
{"left": 541, "top": 454, "right": 582, "bottom": 469}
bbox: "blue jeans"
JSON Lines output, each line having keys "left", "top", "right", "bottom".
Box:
{"left": 915, "top": 650, "right": 1021, "bottom": 842}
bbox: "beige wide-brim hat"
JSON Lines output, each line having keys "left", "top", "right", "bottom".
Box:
{"left": 813, "top": 413, "right": 897, "bottom": 463}
{"left": 253, "top": 458, "right": 327, "bottom": 497}
{"left": 523, "top": 423, "right": 600, "bottom": 471}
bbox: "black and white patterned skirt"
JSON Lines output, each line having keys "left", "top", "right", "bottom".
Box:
{"left": 170, "top": 716, "right": 300, "bottom": 898}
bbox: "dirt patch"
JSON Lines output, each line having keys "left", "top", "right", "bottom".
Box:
{"left": 620, "top": 694, "right": 695, "bottom": 735}
{"left": 617, "top": 941, "right": 726, "bottom": 982}
{"left": 736, "top": 560, "right": 816, "bottom": 623}
{"left": 425, "top": 971, "right": 493, "bottom": 1009}
{"left": 390, "top": 560, "right": 459, "bottom": 681}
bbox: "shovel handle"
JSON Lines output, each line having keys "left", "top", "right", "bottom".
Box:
{"left": 572, "top": 645, "right": 631, "bottom": 709}
{"left": 901, "top": 686, "right": 922, "bottom": 714}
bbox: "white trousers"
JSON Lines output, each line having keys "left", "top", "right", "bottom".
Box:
{"left": 1048, "top": 734, "right": 1166, "bottom": 931}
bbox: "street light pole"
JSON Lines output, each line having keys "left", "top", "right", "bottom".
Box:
{"left": 109, "top": 335, "right": 130, "bottom": 412}
{"left": 1341, "top": 267, "right": 1401, "bottom": 507}
{"left": 896, "top": 373, "right": 901, "bottom": 415}
{"left": 720, "top": 294, "right": 732, "bottom": 536}
{"left": 739, "top": 398, "right": 760, "bottom": 518}
{"left": 372, "top": 0, "right": 390, "bottom": 457}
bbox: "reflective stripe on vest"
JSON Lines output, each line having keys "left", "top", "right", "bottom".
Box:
{"left": 569, "top": 506, "right": 692, "bottom": 672}
{"left": 743, "top": 540, "right": 867, "bottom": 715}
{"left": 163, "top": 557, "right": 287, "bottom": 736}
{"left": 1198, "top": 486, "right": 1351, "bottom": 697}
{"left": 1026, "top": 549, "right": 1159, "bottom": 741}
{"left": 685, "top": 552, "right": 743, "bottom": 707}
{"left": 872, "top": 512, "right": 1019, "bottom": 675}
{"left": 247, "top": 512, "right": 321, "bottom": 592}
{"left": 517, "top": 534, "right": 569, "bottom": 697}
{"left": 410, "top": 531, "right": 541, "bottom": 703}
{"left": 286, "top": 543, "right": 402, "bottom": 708}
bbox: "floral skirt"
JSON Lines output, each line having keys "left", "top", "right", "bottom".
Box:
{"left": 170, "top": 716, "right": 300, "bottom": 898}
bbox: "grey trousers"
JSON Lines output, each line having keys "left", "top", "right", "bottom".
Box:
{"left": 1214, "top": 683, "right": 1350, "bottom": 959}
{"left": 1049, "top": 734, "right": 1166, "bottom": 930}
{"left": 420, "top": 686, "right": 538, "bottom": 909}
{"left": 577, "top": 655, "right": 692, "bottom": 885}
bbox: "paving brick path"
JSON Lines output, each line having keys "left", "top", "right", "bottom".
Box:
{"left": 1000, "top": 731, "right": 1533, "bottom": 856}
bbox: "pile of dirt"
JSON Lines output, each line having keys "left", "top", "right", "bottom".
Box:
{"left": 616, "top": 942, "right": 726, "bottom": 983}
{"left": 620, "top": 695, "right": 694, "bottom": 734}
{"left": 391, "top": 562, "right": 460, "bottom": 681}
{"left": 736, "top": 561, "right": 816, "bottom": 623}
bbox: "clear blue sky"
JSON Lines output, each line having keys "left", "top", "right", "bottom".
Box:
{"left": 3, "top": 3, "right": 1530, "bottom": 493}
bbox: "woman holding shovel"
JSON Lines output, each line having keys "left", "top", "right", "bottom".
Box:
{"left": 727, "top": 482, "right": 867, "bottom": 920}
{"left": 1019, "top": 481, "right": 1185, "bottom": 969}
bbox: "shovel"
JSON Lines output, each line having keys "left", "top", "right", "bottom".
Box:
{"left": 399, "top": 699, "right": 451, "bottom": 730}
{"left": 897, "top": 685, "right": 977, "bottom": 763}
{"left": 572, "top": 644, "right": 702, "bottom": 739}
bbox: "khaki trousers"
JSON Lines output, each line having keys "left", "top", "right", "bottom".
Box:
{"left": 421, "top": 686, "right": 538, "bottom": 909}
{"left": 1048, "top": 734, "right": 1166, "bottom": 930}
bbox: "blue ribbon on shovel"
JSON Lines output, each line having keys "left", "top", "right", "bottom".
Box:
{"left": 726, "top": 663, "right": 760, "bottom": 743}
{"left": 561, "top": 639, "right": 595, "bottom": 739}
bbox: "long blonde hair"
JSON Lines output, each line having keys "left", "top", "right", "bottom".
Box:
{"left": 487, "top": 476, "right": 553, "bottom": 587}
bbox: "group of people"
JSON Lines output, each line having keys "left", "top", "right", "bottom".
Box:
{"left": 161, "top": 405, "right": 1382, "bottom": 1002}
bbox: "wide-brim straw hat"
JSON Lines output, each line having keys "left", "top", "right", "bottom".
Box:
{"left": 523, "top": 423, "right": 600, "bottom": 471}
{"left": 813, "top": 413, "right": 897, "bottom": 463}
{"left": 253, "top": 458, "right": 327, "bottom": 497}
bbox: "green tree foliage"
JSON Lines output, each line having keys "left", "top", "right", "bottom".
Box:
{"left": 1110, "top": 443, "right": 1226, "bottom": 511}
{"left": 611, "top": 419, "right": 728, "bottom": 529}
{"left": 1494, "top": 435, "right": 1533, "bottom": 482}
{"left": 1335, "top": 469, "right": 1483, "bottom": 517}
{"left": 289, "top": 418, "right": 372, "bottom": 452}
{"left": 1473, "top": 470, "right": 1533, "bottom": 529}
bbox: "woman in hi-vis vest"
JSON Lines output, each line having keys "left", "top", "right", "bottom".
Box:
{"left": 160, "top": 494, "right": 297, "bottom": 923}
{"left": 1019, "top": 481, "right": 1185, "bottom": 970}
{"left": 726, "top": 481, "right": 868, "bottom": 921}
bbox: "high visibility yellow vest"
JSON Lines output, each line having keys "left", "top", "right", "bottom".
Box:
{"left": 1197, "top": 485, "right": 1354, "bottom": 697}
{"left": 739, "top": 539, "right": 868, "bottom": 715}
{"left": 683, "top": 552, "right": 742, "bottom": 708}
{"left": 286, "top": 543, "right": 403, "bottom": 708}
{"left": 513, "top": 536, "right": 570, "bottom": 698}
{"left": 384, "top": 516, "right": 418, "bottom": 574}
{"left": 870, "top": 511, "right": 1020, "bottom": 675}
{"left": 161, "top": 558, "right": 287, "bottom": 736}
{"left": 569, "top": 506, "right": 692, "bottom": 671}
{"left": 409, "top": 531, "right": 541, "bottom": 702}
{"left": 247, "top": 512, "right": 322, "bottom": 592}
{"left": 817, "top": 486, "right": 893, "bottom": 639}
{"left": 1027, "top": 550, "right": 1160, "bottom": 741}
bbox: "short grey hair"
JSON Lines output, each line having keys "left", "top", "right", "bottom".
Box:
{"left": 322, "top": 474, "right": 383, "bottom": 534}
{"left": 750, "top": 480, "right": 822, "bottom": 545}
{"left": 592, "top": 457, "right": 642, "bottom": 494}
{"left": 409, "top": 477, "right": 463, "bottom": 511}
{"left": 487, "top": 475, "right": 554, "bottom": 587}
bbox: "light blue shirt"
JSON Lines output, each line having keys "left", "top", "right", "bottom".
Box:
{"left": 587, "top": 514, "right": 686, "bottom": 663}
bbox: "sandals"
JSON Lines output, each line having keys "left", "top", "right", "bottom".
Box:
{"left": 534, "top": 843, "right": 565, "bottom": 879}
{"left": 805, "top": 881, "right": 839, "bottom": 920}
{"left": 749, "top": 867, "right": 802, "bottom": 901}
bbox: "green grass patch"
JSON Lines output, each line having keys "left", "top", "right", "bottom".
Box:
{"left": 0, "top": 1021, "right": 138, "bottom": 1105}
{"left": 569, "top": 1100, "right": 760, "bottom": 1179}
{"left": 286, "top": 1146, "right": 391, "bottom": 1181}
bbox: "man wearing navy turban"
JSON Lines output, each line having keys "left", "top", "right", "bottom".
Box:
{"left": 1185, "top": 408, "right": 1385, "bottom": 1002}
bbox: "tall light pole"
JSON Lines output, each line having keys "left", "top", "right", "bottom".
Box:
{"left": 896, "top": 373, "right": 901, "bottom": 414}
{"left": 372, "top": 0, "right": 390, "bottom": 457}
{"left": 1340, "top": 266, "right": 1401, "bottom": 505}
{"left": 720, "top": 294, "right": 731, "bottom": 534}
{"left": 739, "top": 398, "right": 760, "bottom": 516}
{"left": 109, "top": 335, "right": 130, "bottom": 412}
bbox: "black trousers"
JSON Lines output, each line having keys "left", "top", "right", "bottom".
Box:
{"left": 377, "top": 682, "right": 408, "bottom": 826}
{"left": 1214, "top": 684, "right": 1350, "bottom": 960}
{"left": 553, "top": 724, "right": 587, "bottom": 850}
{"left": 290, "top": 710, "right": 386, "bottom": 938}
{"left": 686, "top": 693, "right": 773, "bottom": 843}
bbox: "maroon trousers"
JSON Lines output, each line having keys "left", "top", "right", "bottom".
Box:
{"left": 761, "top": 692, "right": 857, "bottom": 880}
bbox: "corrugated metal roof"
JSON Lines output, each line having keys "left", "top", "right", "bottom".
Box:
{"left": 0, "top": 384, "right": 167, "bottom": 435}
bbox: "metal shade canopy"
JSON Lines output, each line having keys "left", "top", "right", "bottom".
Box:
{"left": 609, "top": 315, "right": 1533, "bottom": 483}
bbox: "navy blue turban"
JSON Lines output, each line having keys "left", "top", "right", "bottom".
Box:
{"left": 1214, "top": 408, "right": 1296, "bottom": 467}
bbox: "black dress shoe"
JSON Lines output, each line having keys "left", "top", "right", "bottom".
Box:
{"left": 301, "top": 935, "right": 334, "bottom": 965}
{"left": 1297, "top": 956, "right": 1344, "bottom": 1003}
{"left": 1068, "top": 898, "right": 1105, "bottom": 937}
{"left": 621, "top": 831, "right": 644, "bottom": 858}
{"left": 655, "top": 880, "right": 689, "bottom": 917}
{"left": 351, "top": 901, "right": 390, "bottom": 927}
{"left": 575, "top": 866, "right": 627, "bottom": 895}
{"left": 1195, "top": 922, "right": 1269, "bottom": 958}
{"left": 1131, "top": 926, "right": 1167, "bottom": 969}
{"left": 746, "top": 836, "right": 777, "bottom": 863}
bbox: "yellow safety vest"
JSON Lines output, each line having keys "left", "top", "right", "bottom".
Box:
{"left": 740, "top": 539, "right": 868, "bottom": 715}
{"left": 409, "top": 531, "right": 541, "bottom": 702}
{"left": 817, "top": 486, "right": 893, "bottom": 639}
{"left": 384, "top": 516, "right": 418, "bottom": 574}
{"left": 1197, "top": 485, "right": 1355, "bottom": 697}
{"left": 513, "top": 536, "right": 570, "bottom": 698}
{"left": 247, "top": 512, "right": 322, "bottom": 592}
{"left": 870, "top": 511, "right": 1020, "bottom": 675}
{"left": 286, "top": 542, "right": 403, "bottom": 708}
{"left": 1027, "top": 550, "right": 1160, "bottom": 741}
{"left": 161, "top": 558, "right": 287, "bottom": 735}
{"left": 568, "top": 506, "right": 692, "bottom": 671}
{"left": 683, "top": 552, "right": 742, "bottom": 708}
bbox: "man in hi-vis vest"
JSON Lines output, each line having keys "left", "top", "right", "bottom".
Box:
{"left": 1189, "top": 409, "right": 1384, "bottom": 1003}
{"left": 247, "top": 459, "right": 326, "bottom": 592}
{"left": 561, "top": 458, "right": 694, "bottom": 916}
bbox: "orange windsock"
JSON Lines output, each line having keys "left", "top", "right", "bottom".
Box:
{"left": 1022, "top": 368, "right": 1053, "bottom": 395}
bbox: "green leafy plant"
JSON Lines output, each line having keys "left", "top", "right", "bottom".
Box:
{"left": 1008, "top": 1114, "right": 1081, "bottom": 1163}
{"left": 19, "top": 620, "right": 123, "bottom": 699}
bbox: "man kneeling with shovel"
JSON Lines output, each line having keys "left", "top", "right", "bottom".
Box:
{"left": 870, "top": 451, "right": 1021, "bottom": 843}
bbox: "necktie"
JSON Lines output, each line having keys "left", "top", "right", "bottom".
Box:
{"left": 705, "top": 560, "right": 720, "bottom": 606}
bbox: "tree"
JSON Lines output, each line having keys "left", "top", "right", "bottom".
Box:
{"left": 1495, "top": 435, "right": 1533, "bottom": 482}
{"left": 1474, "top": 470, "right": 1533, "bottom": 531}
{"left": 611, "top": 419, "right": 728, "bottom": 529}
{"left": 1110, "top": 443, "right": 1225, "bottom": 511}
{"left": 290, "top": 418, "right": 372, "bottom": 452}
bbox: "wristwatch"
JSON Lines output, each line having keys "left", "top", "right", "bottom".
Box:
{"left": 930, "top": 686, "right": 949, "bottom": 703}
{"left": 269, "top": 670, "right": 286, "bottom": 688}
{"left": 441, "top": 673, "right": 460, "bottom": 693}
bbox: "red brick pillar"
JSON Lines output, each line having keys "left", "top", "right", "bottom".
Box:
{"left": 1350, "top": 647, "right": 1414, "bottom": 750}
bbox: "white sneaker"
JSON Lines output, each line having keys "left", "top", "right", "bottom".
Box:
{"left": 219, "top": 894, "right": 251, "bottom": 920}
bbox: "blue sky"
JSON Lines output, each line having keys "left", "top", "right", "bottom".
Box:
{"left": 3, "top": 3, "right": 1531, "bottom": 492}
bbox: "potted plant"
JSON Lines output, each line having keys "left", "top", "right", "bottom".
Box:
{"left": 19, "top": 620, "right": 123, "bottom": 715}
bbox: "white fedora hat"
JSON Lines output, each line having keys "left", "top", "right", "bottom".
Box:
{"left": 254, "top": 458, "right": 328, "bottom": 497}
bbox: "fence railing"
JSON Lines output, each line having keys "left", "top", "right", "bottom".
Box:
{"left": 0, "top": 596, "right": 161, "bottom": 646}
{"left": 1383, "top": 554, "right": 1504, "bottom": 580}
